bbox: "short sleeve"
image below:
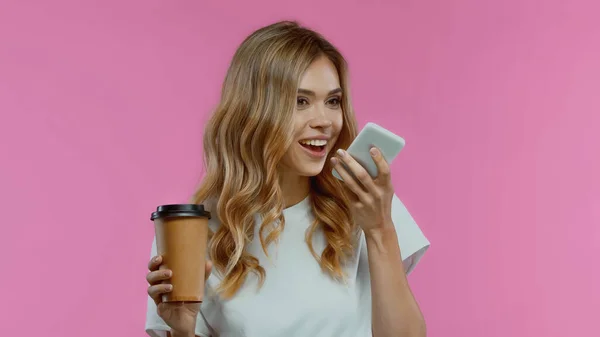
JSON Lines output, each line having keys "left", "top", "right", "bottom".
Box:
{"left": 144, "top": 237, "right": 214, "bottom": 337}
{"left": 390, "top": 194, "right": 430, "bottom": 275}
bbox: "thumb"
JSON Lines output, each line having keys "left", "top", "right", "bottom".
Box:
{"left": 205, "top": 260, "right": 213, "bottom": 281}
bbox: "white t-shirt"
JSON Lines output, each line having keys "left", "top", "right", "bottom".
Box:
{"left": 145, "top": 194, "right": 430, "bottom": 337}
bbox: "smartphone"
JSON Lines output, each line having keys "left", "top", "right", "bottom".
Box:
{"left": 332, "top": 122, "right": 406, "bottom": 180}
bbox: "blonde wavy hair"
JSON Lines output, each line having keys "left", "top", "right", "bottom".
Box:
{"left": 192, "top": 21, "right": 359, "bottom": 299}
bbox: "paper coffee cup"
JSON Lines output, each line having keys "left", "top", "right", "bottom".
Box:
{"left": 151, "top": 204, "right": 211, "bottom": 302}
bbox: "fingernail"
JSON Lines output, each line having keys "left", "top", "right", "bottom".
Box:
{"left": 337, "top": 149, "right": 345, "bottom": 157}
{"left": 370, "top": 147, "right": 379, "bottom": 157}
{"left": 165, "top": 270, "right": 172, "bottom": 277}
{"left": 167, "top": 284, "right": 173, "bottom": 290}
{"left": 153, "top": 256, "right": 160, "bottom": 263}
{"left": 330, "top": 157, "right": 338, "bottom": 165}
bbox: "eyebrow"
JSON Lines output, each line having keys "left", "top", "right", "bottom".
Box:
{"left": 297, "top": 88, "right": 343, "bottom": 96}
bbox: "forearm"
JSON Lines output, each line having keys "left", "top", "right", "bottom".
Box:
{"left": 167, "top": 331, "right": 196, "bottom": 337}
{"left": 365, "top": 225, "right": 426, "bottom": 337}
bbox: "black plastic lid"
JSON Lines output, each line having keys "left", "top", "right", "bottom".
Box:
{"left": 150, "top": 204, "right": 211, "bottom": 221}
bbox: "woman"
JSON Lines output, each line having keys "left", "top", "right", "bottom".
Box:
{"left": 145, "top": 21, "right": 430, "bottom": 337}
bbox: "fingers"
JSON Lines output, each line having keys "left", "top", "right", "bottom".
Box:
{"left": 331, "top": 156, "right": 368, "bottom": 200}
{"left": 146, "top": 269, "right": 172, "bottom": 285}
{"left": 148, "top": 283, "right": 172, "bottom": 305}
{"left": 147, "top": 258, "right": 212, "bottom": 305}
{"left": 333, "top": 149, "right": 377, "bottom": 194}
{"left": 148, "top": 255, "right": 162, "bottom": 271}
{"left": 147, "top": 255, "right": 171, "bottom": 305}
{"left": 369, "top": 147, "right": 391, "bottom": 182}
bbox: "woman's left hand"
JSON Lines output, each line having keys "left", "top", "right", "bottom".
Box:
{"left": 331, "top": 147, "right": 395, "bottom": 232}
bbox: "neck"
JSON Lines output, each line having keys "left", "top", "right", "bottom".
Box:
{"left": 279, "top": 170, "right": 310, "bottom": 208}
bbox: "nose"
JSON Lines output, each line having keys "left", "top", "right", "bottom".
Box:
{"left": 308, "top": 105, "right": 333, "bottom": 129}
{"left": 308, "top": 116, "right": 333, "bottom": 129}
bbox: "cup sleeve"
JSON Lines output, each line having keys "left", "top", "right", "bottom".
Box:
{"left": 144, "top": 237, "right": 213, "bottom": 337}
{"left": 390, "top": 194, "right": 430, "bottom": 275}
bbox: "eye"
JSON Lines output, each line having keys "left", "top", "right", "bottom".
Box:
{"left": 297, "top": 97, "right": 309, "bottom": 108}
{"left": 327, "top": 97, "right": 341, "bottom": 108}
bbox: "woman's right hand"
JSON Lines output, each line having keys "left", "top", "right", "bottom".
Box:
{"left": 146, "top": 255, "right": 213, "bottom": 335}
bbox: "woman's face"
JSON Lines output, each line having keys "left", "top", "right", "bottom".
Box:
{"left": 280, "top": 56, "right": 344, "bottom": 177}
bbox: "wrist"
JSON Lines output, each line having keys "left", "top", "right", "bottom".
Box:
{"left": 364, "top": 224, "right": 402, "bottom": 258}
{"left": 364, "top": 221, "right": 396, "bottom": 239}
{"left": 170, "top": 329, "right": 195, "bottom": 337}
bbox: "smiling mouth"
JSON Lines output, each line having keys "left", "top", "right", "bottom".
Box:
{"left": 299, "top": 139, "right": 327, "bottom": 154}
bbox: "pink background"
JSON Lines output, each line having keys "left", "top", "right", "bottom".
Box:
{"left": 1, "top": 0, "right": 599, "bottom": 336}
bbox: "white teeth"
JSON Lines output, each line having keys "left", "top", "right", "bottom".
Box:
{"left": 300, "top": 139, "right": 327, "bottom": 146}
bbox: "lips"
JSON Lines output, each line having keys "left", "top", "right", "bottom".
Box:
{"left": 299, "top": 138, "right": 328, "bottom": 157}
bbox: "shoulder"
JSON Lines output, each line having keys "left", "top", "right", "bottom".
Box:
{"left": 390, "top": 193, "right": 416, "bottom": 225}
{"left": 202, "top": 198, "right": 222, "bottom": 233}
{"left": 390, "top": 193, "right": 430, "bottom": 274}
{"left": 358, "top": 193, "right": 430, "bottom": 275}
{"left": 208, "top": 214, "right": 221, "bottom": 233}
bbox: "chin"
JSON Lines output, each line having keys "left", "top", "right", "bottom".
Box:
{"left": 297, "top": 163, "right": 327, "bottom": 177}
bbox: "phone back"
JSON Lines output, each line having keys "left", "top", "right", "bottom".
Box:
{"left": 333, "top": 122, "right": 405, "bottom": 179}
